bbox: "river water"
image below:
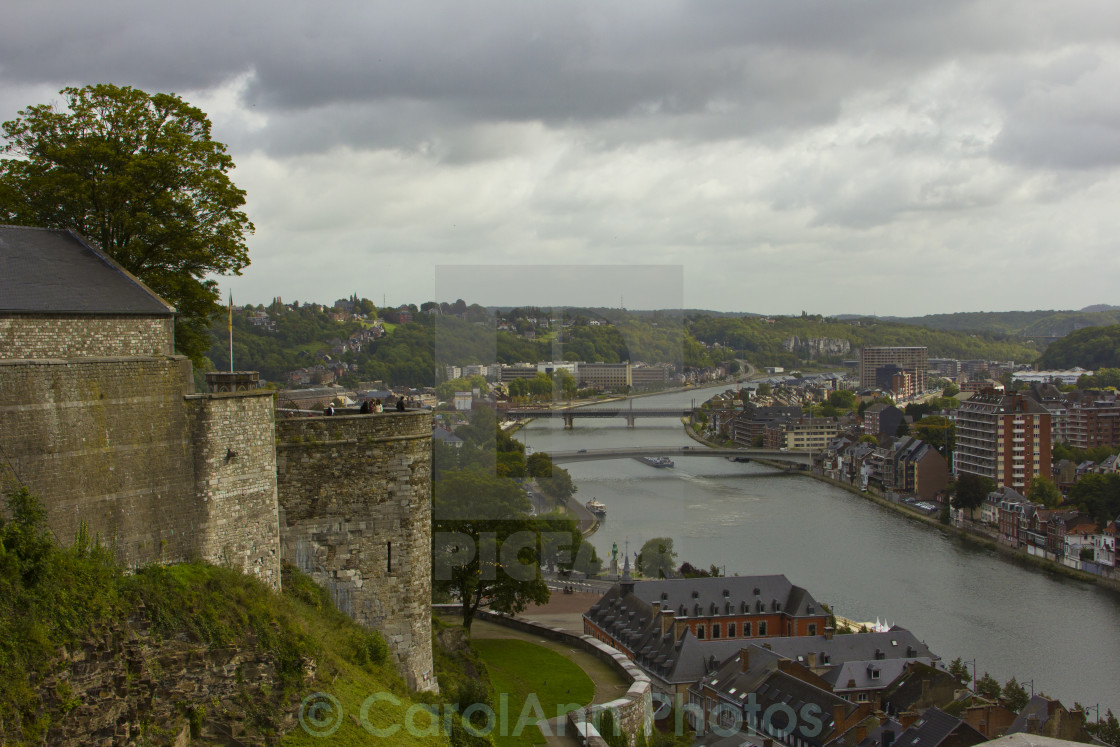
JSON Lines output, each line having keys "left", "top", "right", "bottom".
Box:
{"left": 516, "top": 387, "right": 1120, "bottom": 715}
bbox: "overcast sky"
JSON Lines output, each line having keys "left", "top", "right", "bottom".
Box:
{"left": 3, "top": 2, "right": 1120, "bottom": 315}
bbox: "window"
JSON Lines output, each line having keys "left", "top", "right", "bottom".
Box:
{"left": 759, "top": 621, "right": 768, "bottom": 636}
{"left": 697, "top": 625, "right": 706, "bottom": 640}
{"left": 743, "top": 622, "right": 752, "bottom": 637}
{"left": 712, "top": 624, "right": 721, "bottom": 639}
{"left": 858, "top": 693, "right": 869, "bottom": 702}
{"left": 729, "top": 623, "right": 737, "bottom": 638}
{"left": 808, "top": 624, "right": 817, "bottom": 636}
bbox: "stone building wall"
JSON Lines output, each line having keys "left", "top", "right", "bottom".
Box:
{"left": 0, "top": 313, "right": 175, "bottom": 359}
{"left": 187, "top": 390, "right": 281, "bottom": 588}
{"left": 0, "top": 356, "right": 279, "bottom": 587}
{"left": 276, "top": 411, "right": 436, "bottom": 691}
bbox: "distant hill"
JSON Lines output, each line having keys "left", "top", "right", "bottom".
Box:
{"left": 686, "top": 313, "right": 1041, "bottom": 369}
{"left": 1036, "top": 324, "right": 1120, "bottom": 370}
{"left": 881, "top": 308, "right": 1120, "bottom": 339}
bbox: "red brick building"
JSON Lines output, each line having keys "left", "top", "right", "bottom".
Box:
{"left": 954, "top": 390, "right": 1051, "bottom": 491}
{"left": 583, "top": 575, "right": 830, "bottom": 660}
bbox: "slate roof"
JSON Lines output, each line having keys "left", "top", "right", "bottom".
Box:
{"left": 697, "top": 650, "right": 856, "bottom": 747}
{"left": 0, "top": 226, "right": 173, "bottom": 315}
{"left": 629, "top": 575, "right": 822, "bottom": 618}
{"left": 892, "top": 708, "right": 985, "bottom": 747}
{"left": 822, "top": 658, "right": 934, "bottom": 693}
{"left": 754, "top": 628, "right": 936, "bottom": 667}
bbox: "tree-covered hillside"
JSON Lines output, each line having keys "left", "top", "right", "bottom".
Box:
{"left": 884, "top": 308, "right": 1120, "bottom": 338}
{"left": 1036, "top": 324, "right": 1120, "bottom": 370}
{"left": 686, "top": 314, "right": 1040, "bottom": 369}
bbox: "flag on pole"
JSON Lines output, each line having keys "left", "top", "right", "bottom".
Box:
{"left": 228, "top": 290, "right": 234, "bottom": 373}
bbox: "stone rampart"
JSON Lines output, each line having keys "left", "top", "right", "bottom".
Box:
{"left": 186, "top": 390, "right": 281, "bottom": 588}
{"left": 276, "top": 411, "right": 436, "bottom": 691}
{"left": 0, "top": 356, "right": 279, "bottom": 587}
{"left": 0, "top": 313, "right": 174, "bottom": 359}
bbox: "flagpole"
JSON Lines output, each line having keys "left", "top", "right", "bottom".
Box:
{"left": 228, "top": 290, "right": 234, "bottom": 373}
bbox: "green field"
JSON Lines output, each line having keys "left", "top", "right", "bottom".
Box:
{"left": 472, "top": 638, "right": 595, "bottom": 746}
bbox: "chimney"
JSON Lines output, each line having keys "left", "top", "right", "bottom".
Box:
{"left": 740, "top": 647, "right": 751, "bottom": 672}
{"left": 807, "top": 652, "right": 818, "bottom": 669}
{"left": 833, "top": 705, "right": 847, "bottom": 734}
{"left": 824, "top": 626, "right": 835, "bottom": 640}
{"left": 857, "top": 724, "right": 868, "bottom": 742}
{"left": 899, "top": 712, "right": 918, "bottom": 730}
{"left": 660, "top": 607, "right": 675, "bottom": 636}
{"left": 674, "top": 618, "right": 688, "bottom": 640}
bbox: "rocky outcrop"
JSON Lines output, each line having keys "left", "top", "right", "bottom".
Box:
{"left": 31, "top": 614, "right": 302, "bottom": 746}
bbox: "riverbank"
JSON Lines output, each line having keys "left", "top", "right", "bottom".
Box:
{"left": 678, "top": 415, "right": 1120, "bottom": 595}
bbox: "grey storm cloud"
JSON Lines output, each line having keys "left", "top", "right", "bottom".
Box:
{"left": 3, "top": 1, "right": 1120, "bottom": 313}
{"left": 7, "top": 0, "right": 1116, "bottom": 156}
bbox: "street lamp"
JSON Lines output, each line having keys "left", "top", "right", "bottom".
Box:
{"left": 963, "top": 659, "right": 977, "bottom": 687}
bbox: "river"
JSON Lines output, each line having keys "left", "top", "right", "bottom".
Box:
{"left": 516, "top": 387, "right": 1120, "bottom": 715}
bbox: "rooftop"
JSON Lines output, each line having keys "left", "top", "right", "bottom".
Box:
{"left": 0, "top": 225, "right": 173, "bottom": 315}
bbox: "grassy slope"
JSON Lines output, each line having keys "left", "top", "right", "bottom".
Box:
{"left": 0, "top": 499, "right": 446, "bottom": 746}
{"left": 471, "top": 639, "right": 595, "bottom": 747}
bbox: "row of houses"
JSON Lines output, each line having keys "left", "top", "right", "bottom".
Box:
{"left": 583, "top": 576, "right": 1093, "bottom": 746}
{"left": 955, "top": 487, "right": 1119, "bottom": 572}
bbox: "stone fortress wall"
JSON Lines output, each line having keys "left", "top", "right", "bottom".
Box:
{"left": 0, "top": 310, "right": 435, "bottom": 691}
{"left": 276, "top": 412, "right": 435, "bottom": 691}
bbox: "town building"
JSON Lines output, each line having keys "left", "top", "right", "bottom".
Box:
{"left": 583, "top": 575, "right": 831, "bottom": 670}
{"left": 954, "top": 391, "right": 1051, "bottom": 491}
{"left": 763, "top": 417, "right": 841, "bottom": 451}
{"left": 1065, "top": 390, "right": 1120, "bottom": 450}
{"left": 578, "top": 362, "right": 632, "bottom": 390}
{"left": 859, "top": 347, "right": 928, "bottom": 395}
{"left": 864, "top": 403, "right": 904, "bottom": 439}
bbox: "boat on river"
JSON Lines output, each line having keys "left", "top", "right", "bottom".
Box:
{"left": 585, "top": 498, "right": 607, "bottom": 516}
{"left": 638, "top": 456, "right": 674, "bottom": 468}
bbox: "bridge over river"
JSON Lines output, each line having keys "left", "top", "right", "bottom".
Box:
{"left": 507, "top": 407, "right": 692, "bottom": 428}
{"left": 545, "top": 446, "right": 810, "bottom": 464}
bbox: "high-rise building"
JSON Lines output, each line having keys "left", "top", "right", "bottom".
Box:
{"left": 858, "top": 347, "right": 928, "bottom": 394}
{"left": 954, "top": 391, "right": 1051, "bottom": 490}
{"left": 1065, "top": 391, "right": 1120, "bottom": 450}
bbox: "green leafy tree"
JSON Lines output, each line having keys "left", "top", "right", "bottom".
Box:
{"left": 1001, "top": 677, "right": 1030, "bottom": 713}
{"left": 1026, "top": 476, "right": 1062, "bottom": 509}
{"left": 0, "top": 84, "right": 253, "bottom": 366}
{"left": 526, "top": 452, "right": 554, "bottom": 479}
{"left": 914, "top": 416, "right": 956, "bottom": 460}
{"left": 638, "top": 537, "right": 677, "bottom": 579}
{"left": 431, "top": 467, "right": 549, "bottom": 632}
{"left": 948, "top": 658, "right": 972, "bottom": 685}
{"left": 976, "top": 672, "right": 1002, "bottom": 700}
{"left": 952, "top": 473, "right": 994, "bottom": 521}
{"left": 536, "top": 511, "right": 601, "bottom": 576}
{"left": 1085, "top": 709, "right": 1120, "bottom": 747}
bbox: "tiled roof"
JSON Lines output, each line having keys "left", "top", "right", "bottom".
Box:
{"left": 0, "top": 226, "right": 173, "bottom": 315}
{"left": 629, "top": 575, "right": 822, "bottom": 618}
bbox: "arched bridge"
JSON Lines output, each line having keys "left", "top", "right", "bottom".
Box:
{"left": 507, "top": 407, "right": 693, "bottom": 429}
{"left": 545, "top": 447, "right": 811, "bottom": 464}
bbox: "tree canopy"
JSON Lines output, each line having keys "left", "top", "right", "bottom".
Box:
{"left": 637, "top": 537, "right": 677, "bottom": 579}
{"left": 951, "top": 473, "right": 994, "bottom": 520}
{"left": 1038, "top": 325, "right": 1120, "bottom": 370}
{"left": 431, "top": 467, "right": 549, "bottom": 632}
{"left": 0, "top": 84, "right": 253, "bottom": 365}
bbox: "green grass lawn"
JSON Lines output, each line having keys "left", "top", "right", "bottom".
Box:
{"left": 472, "top": 639, "right": 595, "bottom": 747}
